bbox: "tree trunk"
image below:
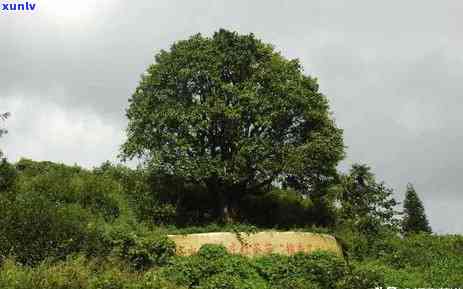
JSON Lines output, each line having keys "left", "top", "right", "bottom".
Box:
{"left": 217, "top": 191, "right": 233, "bottom": 223}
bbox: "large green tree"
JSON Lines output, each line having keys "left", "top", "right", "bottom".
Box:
{"left": 122, "top": 30, "right": 344, "bottom": 220}
{"left": 402, "top": 183, "right": 432, "bottom": 235}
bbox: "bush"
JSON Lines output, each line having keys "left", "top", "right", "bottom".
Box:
{"left": 14, "top": 167, "right": 121, "bottom": 222}
{"left": 0, "top": 158, "right": 17, "bottom": 192}
{"left": 71, "top": 174, "right": 121, "bottom": 221}
{"left": 253, "top": 251, "right": 347, "bottom": 288}
{"left": 336, "top": 262, "right": 384, "bottom": 289}
{"left": 290, "top": 252, "right": 347, "bottom": 288}
{"left": 197, "top": 244, "right": 229, "bottom": 259}
{"left": 161, "top": 246, "right": 350, "bottom": 289}
{"left": 0, "top": 193, "right": 105, "bottom": 265}
{"left": 162, "top": 246, "right": 266, "bottom": 288}
{"left": 335, "top": 230, "right": 463, "bottom": 287}
{"left": 109, "top": 228, "right": 175, "bottom": 270}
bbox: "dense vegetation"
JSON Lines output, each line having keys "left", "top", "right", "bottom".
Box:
{"left": 0, "top": 30, "right": 459, "bottom": 288}
{"left": 0, "top": 158, "right": 460, "bottom": 288}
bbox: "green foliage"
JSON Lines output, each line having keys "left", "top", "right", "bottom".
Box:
{"left": 240, "top": 188, "right": 330, "bottom": 228}
{"left": 199, "top": 273, "right": 266, "bottom": 289}
{"left": 1, "top": 232, "right": 463, "bottom": 288}
{"left": 242, "top": 189, "right": 307, "bottom": 227}
{"left": 15, "top": 159, "right": 121, "bottom": 221}
{"left": 108, "top": 225, "right": 175, "bottom": 270}
{"left": 336, "top": 262, "right": 384, "bottom": 289}
{"left": 402, "top": 183, "right": 432, "bottom": 234}
{"left": 0, "top": 159, "right": 145, "bottom": 265}
{"left": 0, "top": 257, "right": 91, "bottom": 289}
{"left": 0, "top": 257, "right": 181, "bottom": 289}
{"left": 271, "top": 277, "right": 321, "bottom": 289}
{"left": 336, "top": 164, "right": 399, "bottom": 235}
{"left": 122, "top": 29, "right": 344, "bottom": 221}
{"left": 130, "top": 173, "right": 331, "bottom": 228}
{"left": 336, "top": 230, "right": 463, "bottom": 287}
{"left": 161, "top": 247, "right": 265, "bottom": 288}
{"left": 161, "top": 247, "right": 352, "bottom": 289}
{"left": 255, "top": 252, "right": 347, "bottom": 288}
{"left": 0, "top": 193, "right": 105, "bottom": 265}
{"left": 197, "top": 244, "right": 229, "bottom": 259}
{"left": 380, "top": 234, "right": 463, "bottom": 270}
{"left": 16, "top": 158, "right": 83, "bottom": 177}
{"left": 0, "top": 158, "right": 17, "bottom": 192}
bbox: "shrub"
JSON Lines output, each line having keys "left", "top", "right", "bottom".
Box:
{"left": 289, "top": 251, "right": 347, "bottom": 288}
{"left": 0, "top": 193, "right": 105, "bottom": 265}
{"left": 162, "top": 246, "right": 350, "bottom": 289}
{"left": 0, "top": 158, "right": 17, "bottom": 192}
{"left": 88, "top": 270, "right": 135, "bottom": 289}
{"left": 109, "top": 229, "right": 175, "bottom": 270}
{"left": 336, "top": 262, "right": 384, "bottom": 289}
{"left": 381, "top": 234, "right": 463, "bottom": 269}
{"left": 14, "top": 159, "right": 122, "bottom": 222}
{"left": 0, "top": 257, "right": 180, "bottom": 289}
{"left": 71, "top": 174, "right": 121, "bottom": 221}
{"left": 162, "top": 245, "right": 266, "bottom": 288}
{"left": 197, "top": 244, "right": 229, "bottom": 259}
{"left": 254, "top": 251, "right": 346, "bottom": 288}
{"left": 0, "top": 257, "right": 91, "bottom": 289}
{"left": 139, "top": 271, "right": 182, "bottom": 289}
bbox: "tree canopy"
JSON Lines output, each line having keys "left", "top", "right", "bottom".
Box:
{"left": 122, "top": 29, "right": 344, "bottom": 220}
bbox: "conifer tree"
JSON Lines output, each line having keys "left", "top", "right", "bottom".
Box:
{"left": 402, "top": 183, "right": 432, "bottom": 234}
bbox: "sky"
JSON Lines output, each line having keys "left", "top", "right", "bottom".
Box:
{"left": 1, "top": 0, "right": 462, "bottom": 233}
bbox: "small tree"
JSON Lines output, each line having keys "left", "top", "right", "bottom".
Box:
{"left": 402, "top": 183, "right": 432, "bottom": 235}
{"left": 122, "top": 30, "right": 344, "bottom": 221}
{"left": 337, "top": 164, "right": 399, "bottom": 235}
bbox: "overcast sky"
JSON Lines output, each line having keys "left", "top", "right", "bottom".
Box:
{"left": 1, "top": 0, "right": 462, "bottom": 233}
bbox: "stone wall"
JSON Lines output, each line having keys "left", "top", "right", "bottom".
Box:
{"left": 167, "top": 231, "right": 343, "bottom": 257}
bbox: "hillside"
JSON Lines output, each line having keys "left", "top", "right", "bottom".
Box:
{"left": 0, "top": 159, "right": 462, "bottom": 288}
